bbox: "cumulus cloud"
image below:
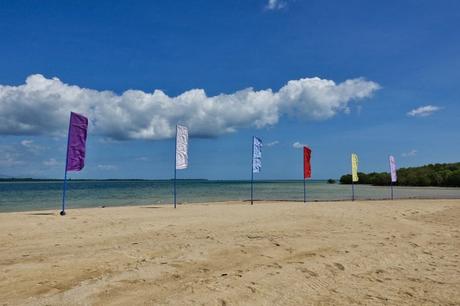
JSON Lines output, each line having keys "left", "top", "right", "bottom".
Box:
{"left": 0, "top": 74, "right": 380, "bottom": 140}
{"left": 402, "top": 149, "right": 417, "bottom": 157}
{"left": 266, "top": 0, "right": 286, "bottom": 10}
{"left": 407, "top": 105, "right": 441, "bottom": 117}
{"left": 292, "top": 142, "right": 308, "bottom": 149}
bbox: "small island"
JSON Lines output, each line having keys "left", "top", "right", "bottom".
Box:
{"left": 340, "top": 162, "right": 460, "bottom": 187}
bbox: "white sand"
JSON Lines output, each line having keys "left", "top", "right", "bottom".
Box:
{"left": 0, "top": 199, "right": 459, "bottom": 305}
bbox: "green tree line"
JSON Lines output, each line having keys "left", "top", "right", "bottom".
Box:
{"left": 340, "top": 162, "right": 460, "bottom": 187}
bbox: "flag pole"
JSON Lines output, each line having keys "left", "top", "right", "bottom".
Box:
{"left": 251, "top": 136, "right": 254, "bottom": 205}
{"left": 303, "top": 178, "right": 306, "bottom": 203}
{"left": 61, "top": 170, "right": 68, "bottom": 216}
{"left": 390, "top": 182, "right": 394, "bottom": 200}
{"left": 60, "top": 113, "right": 72, "bottom": 216}
{"left": 352, "top": 181, "right": 355, "bottom": 201}
{"left": 251, "top": 170, "right": 254, "bottom": 205}
{"left": 174, "top": 125, "right": 177, "bottom": 209}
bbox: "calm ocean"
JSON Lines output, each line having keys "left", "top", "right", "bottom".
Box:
{"left": 1, "top": 180, "right": 460, "bottom": 213}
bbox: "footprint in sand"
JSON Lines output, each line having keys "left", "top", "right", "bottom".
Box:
{"left": 267, "top": 262, "right": 282, "bottom": 269}
{"left": 298, "top": 267, "right": 318, "bottom": 277}
{"left": 333, "top": 263, "right": 345, "bottom": 271}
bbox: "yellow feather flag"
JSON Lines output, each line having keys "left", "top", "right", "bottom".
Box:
{"left": 351, "top": 153, "right": 359, "bottom": 182}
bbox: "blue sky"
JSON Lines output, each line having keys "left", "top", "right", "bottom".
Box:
{"left": 0, "top": 0, "right": 459, "bottom": 179}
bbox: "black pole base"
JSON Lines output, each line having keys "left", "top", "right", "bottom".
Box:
{"left": 60, "top": 210, "right": 66, "bottom": 216}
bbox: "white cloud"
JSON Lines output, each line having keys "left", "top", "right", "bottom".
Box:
{"left": 407, "top": 105, "right": 441, "bottom": 117}
{"left": 402, "top": 149, "right": 417, "bottom": 157}
{"left": 266, "top": 140, "right": 279, "bottom": 147}
{"left": 21, "top": 140, "right": 34, "bottom": 147}
{"left": 0, "top": 145, "right": 24, "bottom": 167}
{"left": 43, "top": 158, "right": 60, "bottom": 167}
{"left": 0, "top": 74, "right": 380, "bottom": 140}
{"left": 292, "top": 142, "right": 308, "bottom": 149}
{"left": 20, "top": 139, "right": 43, "bottom": 153}
{"left": 266, "top": 0, "right": 286, "bottom": 10}
{"left": 97, "top": 164, "right": 117, "bottom": 171}
{"left": 0, "top": 152, "right": 22, "bottom": 167}
{"left": 98, "top": 138, "right": 121, "bottom": 144}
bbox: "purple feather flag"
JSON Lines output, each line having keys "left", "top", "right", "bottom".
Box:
{"left": 389, "top": 155, "right": 397, "bottom": 183}
{"left": 66, "top": 112, "right": 88, "bottom": 172}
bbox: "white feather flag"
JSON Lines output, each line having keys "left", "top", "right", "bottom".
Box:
{"left": 252, "top": 137, "right": 262, "bottom": 173}
{"left": 175, "top": 125, "right": 188, "bottom": 170}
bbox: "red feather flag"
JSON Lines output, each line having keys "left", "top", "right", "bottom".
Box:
{"left": 303, "top": 147, "right": 312, "bottom": 179}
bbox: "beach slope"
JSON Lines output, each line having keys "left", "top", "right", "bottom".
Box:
{"left": 0, "top": 199, "right": 459, "bottom": 305}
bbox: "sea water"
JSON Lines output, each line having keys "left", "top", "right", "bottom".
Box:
{"left": 1, "top": 180, "right": 460, "bottom": 212}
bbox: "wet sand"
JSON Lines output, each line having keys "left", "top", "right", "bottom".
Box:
{"left": 0, "top": 199, "right": 459, "bottom": 305}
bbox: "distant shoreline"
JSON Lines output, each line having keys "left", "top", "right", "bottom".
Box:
{"left": 2, "top": 178, "right": 460, "bottom": 189}
{"left": 0, "top": 178, "right": 333, "bottom": 182}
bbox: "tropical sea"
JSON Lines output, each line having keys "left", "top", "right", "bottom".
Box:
{"left": 1, "top": 180, "right": 460, "bottom": 213}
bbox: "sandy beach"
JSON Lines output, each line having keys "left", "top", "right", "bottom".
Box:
{"left": 0, "top": 199, "right": 459, "bottom": 305}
